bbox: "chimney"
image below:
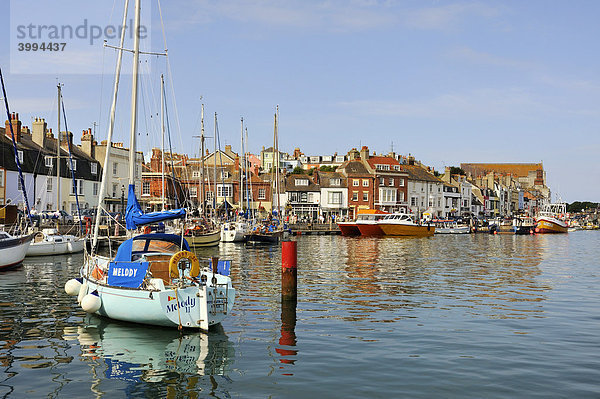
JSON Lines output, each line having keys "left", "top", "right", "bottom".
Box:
{"left": 234, "top": 155, "right": 240, "bottom": 171}
{"left": 32, "top": 117, "right": 47, "bottom": 148}
{"left": 408, "top": 155, "right": 415, "bottom": 165}
{"left": 359, "top": 146, "right": 369, "bottom": 160}
{"left": 61, "top": 131, "right": 74, "bottom": 150}
{"left": 5, "top": 112, "right": 22, "bottom": 142}
{"left": 347, "top": 148, "right": 359, "bottom": 160}
{"left": 81, "top": 128, "right": 94, "bottom": 157}
{"left": 225, "top": 144, "right": 232, "bottom": 155}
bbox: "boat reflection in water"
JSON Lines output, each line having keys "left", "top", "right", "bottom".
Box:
{"left": 63, "top": 315, "right": 234, "bottom": 383}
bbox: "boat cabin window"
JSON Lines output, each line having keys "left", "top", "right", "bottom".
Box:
{"left": 0, "top": 233, "right": 9, "bottom": 240}
{"left": 131, "top": 239, "right": 181, "bottom": 255}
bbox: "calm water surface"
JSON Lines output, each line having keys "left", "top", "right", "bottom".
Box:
{"left": 1, "top": 232, "right": 599, "bottom": 398}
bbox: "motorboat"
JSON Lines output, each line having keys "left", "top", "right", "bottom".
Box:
{"left": 338, "top": 209, "right": 388, "bottom": 236}
{"left": 513, "top": 217, "right": 535, "bottom": 235}
{"left": 220, "top": 220, "right": 248, "bottom": 243}
{"left": 0, "top": 231, "right": 33, "bottom": 270}
{"left": 432, "top": 220, "right": 470, "bottom": 234}
{"left": 377, "top": 212, "right": 435, "bottom": 237}
{"left": 27, "top": 228, "right": 84, "bottom": 256}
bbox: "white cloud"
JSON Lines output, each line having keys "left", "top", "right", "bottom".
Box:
{"left": 403, "top": 2, "right": 500, "bottom": 31}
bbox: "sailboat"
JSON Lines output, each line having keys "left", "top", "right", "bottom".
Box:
{"left": 0, "top": 68, "right": 34, "bottom": 268}
{"left": 27, "top": 83, "right": 84, "bottom": 256}
{"left": 185, "top": 105, "right": 221, "bottom": 248}
{"left": 221, "top": 118, "right": 249, "bottom": 243}
{"left": 65, "top": 0, "right": 234, "bottom": 330}
{"left": 246, "top": 107, "right": 285, "bottom": 244}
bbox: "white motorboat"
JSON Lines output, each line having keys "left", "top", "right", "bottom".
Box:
{"left": 433, "top": 220, "right": 470, "bottom": 234}
{"left": 0, "top": 231, "right": 34, "bottom": 270}
{"left": 27, "top": 228, "right": 84, "bottom": 256}
{"left": 221, "top": 221, "right": 248, "bottom": 242}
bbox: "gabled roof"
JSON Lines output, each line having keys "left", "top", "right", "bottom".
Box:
{"left": 316, "top": 171, "right": 347, "bottom": 188}
{"left": 337, "top": 159, "right": 371, "bottom": 176}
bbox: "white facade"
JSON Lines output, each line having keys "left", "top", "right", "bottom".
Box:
{"left": 320, "top": 187, "right": 348, "bottom": 215}
{"left": 407, "top": 180, "right": 445, "bottom": 217}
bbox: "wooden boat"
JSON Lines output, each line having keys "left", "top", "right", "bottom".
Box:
{"left": 535, "top": 203, "right": 568, "bottom": 234}
{"left": 27, "top": 228, "right": 84, "bottom": 256}
{"left": 0, "top": 231, "right": 33, "bottom": 269}
{"left": 513, "top": 217, "right": 535, "bottom": 235}
{"left": 377, "top": 212, "right": 435, "bottom": 237}
{"left": 246, "top": 228, "right": 284, "bottom": 244}
{"left": 185, "top": 228, "right": 221, "bottom": 248}
{"left": 338, "top": 209, "right": 388, "bottom": 236}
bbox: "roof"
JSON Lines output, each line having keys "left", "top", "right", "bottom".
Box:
{"left": 316, "top": 171, "right": 347, "bottom": 188}
{"left": 403, "top": 164, "right": 443, "bottom": 183}
{"left": 338, "top": 159, "right": 371, "bottom": 176}
{"left": 366, "top": 156, "right": 400, "bottom": 167}
{"left": 285, "top": 174, "right": 320, "bottom": 192}
{"left": 460, "top": 163, "right": 543, "bottom": 178}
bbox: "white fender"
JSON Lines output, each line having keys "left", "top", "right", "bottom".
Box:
{"left": 77, "top": 281, "right": 89, "bottom": 304}
{"left": 64, "top": 278, "right": 82, "bottom": 296}
{"left": 81, "top": 291, "right": 102, "bottom": 313}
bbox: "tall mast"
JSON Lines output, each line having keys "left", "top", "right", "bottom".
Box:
{"left": 200, "top": 104, "right": 205, "bottom": 217}
{"left": 276, "top": 105, "right": 280, "bottom": 216}
{"left": 56, "top": 83, "right": 62, "bottom": 210}
{"left": 128, "top": 0, "right": 141, "bottom": 188}
{"left": 213, "top": 112, "right": 217, "bottom": 220}
{"left": 160, "top": 74, "right": 165, "bottom": 210}
{"left": 271, "top": 112, "right": 276, "bottom": 215}
{"left": 92, "top": 0, "right": 129, "bottom": 250}
{"left": 239, "top": 117, "right": 243, "bottom": 213}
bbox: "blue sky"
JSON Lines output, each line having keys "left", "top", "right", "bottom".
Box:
{"left": 2, "top": 0, "right": 599, "bottom": 202}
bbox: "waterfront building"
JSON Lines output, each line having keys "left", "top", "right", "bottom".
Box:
{"left": 314, "top": 170, "right": 348, "bottom": 220}
{"left": 1, "top": 113, "right": 102, "bottom": 214}
{"left": 336, "top": 149, "right": 375, "bottom": 220}
{"left": 283, "top": 173, "right": 321, "bottom": 221}
{"left": 364, "top": 149, "right": 409, "bottom": 214}
{"left": 402, "top": 156, "right": 444, "bottom": 218}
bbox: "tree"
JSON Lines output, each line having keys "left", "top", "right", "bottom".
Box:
{"left": 292, "top": 166, "right": 305, "bottom": 174}
{"left": 449, "top": 166, "right": 465, "bottom": 175}
{"left": 319, "top": 165, "right": 338, "bottom": 172}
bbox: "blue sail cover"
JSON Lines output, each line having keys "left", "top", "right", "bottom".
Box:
{"left": 125, "top": 184, "right": 186, "bottom": 230}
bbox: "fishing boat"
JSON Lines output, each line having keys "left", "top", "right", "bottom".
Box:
{"left": 185, "top": 222, "right": 221, "bottom": 248}
{"left": 377, "top": 212, "right": 435, "bottom": 237}
{"left": 0, "top": 231, "right": 34, "bottom": 270}
{"left": 65, "top": 0, "right": 234, "bottom": 330}
{"left": 513, "top": 216, "right": 535, "bottom": 235}
{"left": 432, "top": 220, "right": 470, "bottom": 234}
{"left": 246, "top": 222, "right": 284, "bottom": 244}
{"left": 535, "top": 202, "right": 568, "bottom": 234}
{"left": 355, "top": 210, "right": 389, "bottom": 236}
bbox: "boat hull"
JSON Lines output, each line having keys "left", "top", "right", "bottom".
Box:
{"left": 379, "top": 223, "right": 435, "bottom": 237}
{"left": 337, "top": 222, "right": 360, "bottom": 236}
{"left": 0, "top": 234, "right": 33, "bottom": 269}
{"left": 186, "top": 231, "right": 221, "bottom": 247}
{"left": 356, "top": 222, "right": 384, "bottom": 236}
{"left": 535, "top": 217, "right": 568, "bottom": 234}
{"left": 435, "top": 225, "right": 470, "bottom": 234}
{"left": 81, "top": 273, "right": 235, "bottom": 330}
{"left": 246, "top": 230, "right": 283, "bottom": 244}
{"left": 220, "top": 223, "right": 247, "bottom": 242}
{"left": 27, "top": 236, "right": 84, "bottom": 256}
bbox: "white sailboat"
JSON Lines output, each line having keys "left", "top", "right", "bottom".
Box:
{"left": 27, "top": 83, "right": 84, "bottom": 256}
{"left": 65, "top": 0, "right": 234, "bottom": 330}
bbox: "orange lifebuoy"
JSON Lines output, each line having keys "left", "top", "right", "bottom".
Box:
{"left": 91, "top": 266, "right": 105, "bottom": 280}
{"left": 169, "top": 251, "right": 200, "bottom": 279}
{"left": 144, "top": 226, "right": 151, "bottom": 234}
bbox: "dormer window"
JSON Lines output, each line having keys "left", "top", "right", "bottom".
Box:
{"left": 295, "top": 179, "right": 309, "bottom": 186}
{"left": 90, "top": 162, "right": 97, "bottom": 175}
{"left": 45, "top": 156, "right": 53, "bottom": 167}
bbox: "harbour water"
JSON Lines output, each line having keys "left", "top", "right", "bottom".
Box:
{"left": 1, "top": 231, "right": 599, "bottom": 398}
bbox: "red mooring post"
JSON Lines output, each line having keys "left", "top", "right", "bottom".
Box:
{"left": 281, "top": 240, "right": 297, "bottom": 300}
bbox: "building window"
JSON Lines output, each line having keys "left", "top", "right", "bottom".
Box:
{"left": 190, "top": 187, "right": 197, "bottom": 197}
{"left": 362, "top": 179, "right": 369, "bottom": 187}
{"left": 399, "top": 192, "right": 404, "bottom": 202}
{"left": 363, "top": 192, "right": 368, "bottom": 202}
{"left": 47, "top": 177, "right": 53, "bottom": 192}
{"left": 380, "top": 178, "right": 385, "bottom": 186}
{"left": 352, "top": 191, "right": 358, "bottom": 201}
{"left": 399, "top": 178, "right": 404, "bottom": 187}
{"left": 295, "top": 179, "right": 309, "bottom": 186}
{"left": 17, "top": 150, "right": 23, "bottom": 163}
{"left": 71, "top": 179, "right": 84, "bottom": 195}
{"left": 0, "top": 170, "right": 4, "bottom": 187}
{"left": 68, "top": 159, "right": 77, "bottom": 171}
{"left": 330, "top": 178, "right": 341, "bottom": 186}
{"left": 112, "top": 184, "right": 118, "bottom": 198}
{"left": 93, "top": 182, "right": 99, "bottom": 196}
{"left": 142, "top": 182, "right": 150, "bottom": 196}
{"left": 328, "top": 191, "right": 342, "bottom": 205}
{"left": 113, "top": 162, "right": 118, "bottom": 175}
{"left": 389, "top": 178, "right": 394, "bottom": 186}
{"left": 206, "top": 191, "right": 214, "bottom": 202}
{"left": 45, "top": 156, "right": 53, "bottom": 167}
{"left": 353, "top": 179, "right": 359, "bottom": 187}
{"left": 380, "top": 188, "right": 396, "bottom": 203}
{"left": 192, "top": 171, "right": 200, "bottom": 178}
{"left": 394, "top": 165, "right": 400, "bottom": 171}
{"left": 308, "top": 193, "right": 314, "bottom": 203}
{"left": 411, "top": 197, "right": 417, "bottom": 206}
{"left": 335, "top": 155, "right": 345, "bottom": 162}
{"left": 258, "top": 188, "right": 266, "bottom": 200}
{"left": 217, "top": 185, "right": 232, "bottom": 197}
{"left": 221, "top": 171, "right": 230, "bottom": 179}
